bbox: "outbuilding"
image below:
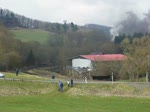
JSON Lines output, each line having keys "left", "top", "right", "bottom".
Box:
{"left": 71, "top": 54, "right": 126, "bottom": 69}
{"left": 70, "top": 54, "right": 126, "bottom": 80}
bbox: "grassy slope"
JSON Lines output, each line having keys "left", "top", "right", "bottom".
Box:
{"left": 10, "top": 29, "right": 52, "bottom": 44}
{"left": 0, "top": 72, "right": 150, "bottom": 112}
{"left": 1, "top": 71, "right": 48, "bottom": 80}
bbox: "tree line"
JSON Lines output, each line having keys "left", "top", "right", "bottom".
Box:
{"left": 93, "top": 34, "right": 150, "bottom": 81}
{"left": 0, "top": 8, "right": 78, "bottom": 33}
{"left": 119, "top": 36, "right": 150, "bottom": 81}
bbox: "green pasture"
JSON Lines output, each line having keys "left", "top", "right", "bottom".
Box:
{"left": 0, "top": 71, "right": 150, "bottom": 112}
{"left": 0, "top": 92, "right": 150, "bottom": 112}
{"left": 0, "top": 81, "right": 150, "bottom": 112}
{"left": 10, "top": 29, "right": 52, "bottom": 44}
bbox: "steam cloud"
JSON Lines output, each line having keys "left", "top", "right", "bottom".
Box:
{"left": 111, "top": 10, "right": 150, "bottom": 36}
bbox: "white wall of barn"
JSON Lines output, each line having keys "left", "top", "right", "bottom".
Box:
{"left": 72, "top": 58, "right": 92, "bottom": 68}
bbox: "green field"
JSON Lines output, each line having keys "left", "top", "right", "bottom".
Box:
{"left": 0, "top": 72, "right": 150, "bottom": 112}
{"left": 0, "top": 91, "right": 150, "bottom": 112}
{"left": 10, "top": 29, "right": 52, "bottom": 44}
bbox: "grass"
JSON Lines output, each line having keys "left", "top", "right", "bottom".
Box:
{"left": 0, "top": 71, "right": 150, "bottom": 112}
{"left": 0, "top": 71, "right": 64, "bottom": 96}
{"left": 0, "top": 80, "right": 56, "bottom": 96}
{"left": 10, "top": 29, "right": 53, "bottom": 44}
{"left": 68, "top": 83, "right": 150, "bottom": 97}
{"left": 1, "top": 71, "right": 48, "bottom": 80}
{"left": 0, "top": 93, "right": 150, "bottom": 112}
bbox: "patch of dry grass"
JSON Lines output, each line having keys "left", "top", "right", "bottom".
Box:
{"left": 67, "top": 83, "right": 150, "bottom": 97}
{"left": 0, "top": 80, "right": 56, "bottom": 96}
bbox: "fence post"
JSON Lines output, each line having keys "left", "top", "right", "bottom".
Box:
{"left": 146, "top": 72, "right": 149, "bottom": 83}
{"left": 112, "top": 72, "right": 114, "bottom": 84}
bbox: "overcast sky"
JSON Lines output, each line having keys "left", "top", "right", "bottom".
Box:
{"left": 0, "top": 0, "right": 150, "bottom": 26}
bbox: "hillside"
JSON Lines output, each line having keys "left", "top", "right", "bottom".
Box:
{"left": 0, "top": 8, "right": 79, "bottom": 33}
{"left": 0, "top": 8, "right": 112, "bottom": 36}
{"left": 84, "top": 24, "right": 112, "bottom": 34}
{"left": 0, "top": 8, "right": 116, "bottom": 73}
{"left": 10, "top": 28, "right": 52, "bottom": 44}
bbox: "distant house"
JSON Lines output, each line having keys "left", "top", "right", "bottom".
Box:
{"left": 71, "top": 54, "right": 126, "bottom": 70}
{"left": 69, "top": 54, "right": 126, "bottom": 80}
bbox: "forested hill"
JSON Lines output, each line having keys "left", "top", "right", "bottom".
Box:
{"left": 0, "top": 8, "right": 112, "bottom": 34}
{"left": 0, "top": 7, "right": 116, "bottom": 72}
{"left": 0, "top": 8, "right": 79, "bottom": 33}
{"left": 84, "top": 24, "right": 112, "bottom": 34}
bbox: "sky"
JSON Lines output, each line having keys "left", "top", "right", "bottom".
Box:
{"left": 0, "top": 0, "right": 150, "bottom": 26}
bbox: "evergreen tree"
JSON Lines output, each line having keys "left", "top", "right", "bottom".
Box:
{"left": 26, "top": 49, "right": 35, "bottom": 66}
{"left": 74, "top": 25, "right": 78, "bottom": 32}
{"left": 71, "top": 22, "right": 75, "bottom": 31}
{"left": 55, "top": 23, "right": 61, "bottom": 33}
{"left": 71, "top": 22, "right": 78, "bottom": 32}
{"left": 63, "top": 20, "right": 68, "bottom": 33}
{"left": 0, "top": 9, "right": 3, "bottom": 17}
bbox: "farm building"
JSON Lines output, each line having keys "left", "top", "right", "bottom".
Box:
{"left": 71, "top": 54, "right": 126, "bottom": 69}
{"left": 69, "top": 54, "right": 126, "bottom": 80}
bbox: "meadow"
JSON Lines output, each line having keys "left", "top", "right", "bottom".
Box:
{"left": 10, "top": 29, "right": 52, "bottom": 44}
{"left": 0, "top": 93, "right": 150, "bottom": 112}
{"left": 0, "top": 72, "right": 150, "bottom": 112}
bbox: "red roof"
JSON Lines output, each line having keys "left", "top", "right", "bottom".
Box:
{"left": 80, "top": 54, "right": 126, "bottom": 61}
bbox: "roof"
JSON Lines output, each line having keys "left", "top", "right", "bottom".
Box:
{"left": 80, "top": 54, "right": 126, "bottom": 61}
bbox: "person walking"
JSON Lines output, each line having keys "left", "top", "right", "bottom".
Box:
{"left": 60, "top": 81, "right": 63, "bottom": 92}
{"left": 85, "top": 77, "right": 87, "bottom": 83}
{"left": 16, "top": 68, "right": 19, "bottom": 76}
{"left": 67, "top": 80, "right": 70, "bottom": 87}
{"left": 51, "top": 75, "right": 55, "bottom": 82}
{"left": 58, "top": 81, "right": 63, "bottom": 92}
{"left": 58, "top": 81, "right": 61, "bottom": 91}
{"left": 70, "top": 79, "right": 73, "bottom": 87}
